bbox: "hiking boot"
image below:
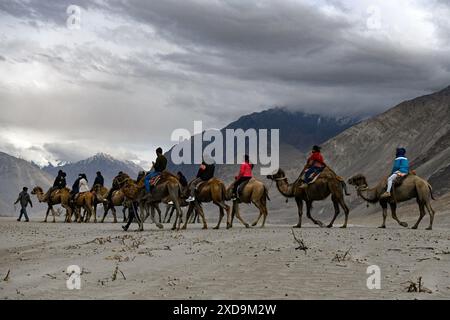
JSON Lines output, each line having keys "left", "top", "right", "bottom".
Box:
{"left": 17, "top": 218, "right": 20, "bottom": 222}
{"left": 380, "top": 192, "right": 391, "bottom": 199}
{"left": 186, "top": 196, "right": 195, "bottom": 203}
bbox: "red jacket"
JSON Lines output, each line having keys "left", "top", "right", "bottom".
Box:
{"left": 236, "top": 161, "right": 253, "bottom": 180}
{"left": 307, "top": 152, "right": 325, "bottom": 168}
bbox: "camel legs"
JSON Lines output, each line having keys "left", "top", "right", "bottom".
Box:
{"left": 379, "top": 202, "right": 388, "bottom": 228}
{"left": 425, "top": 201, "right": 435, "bottom": 230}
{"left": 230, "top": 201, "right": 250, "bottom": 228}
{"left": 389, "top": 202, "right": 408, "bottom": 228}
{"left": 44, "top": 206, "right": 51, "bottom": 222}
{"left": 62, "top": 204, "right": 71, "bottom": 223}
{"left": 412, "top": 202, "right": 427, "bottom": 230}
{"left": 293, "top": 197, "right": 303, "bottom": 228}
{"left": 306, "top": 201, "right": 324, "bottom": 227}
{"left": 164, "top": 206, "right": 175, "bottom": 223}
{"left": 50, "top": 206, "right": 57, "bottom": 223}
{"left": 327, "top": 196, "right": 341, "bottom": 228}
{"left": 251, "top": 201, "right": 267, "bottom": 228}
{"left": 147, "top": 204, "right": 164, "bottom": 229}
{"left": 213, "top": 201, "right": 231, "bottom": 229}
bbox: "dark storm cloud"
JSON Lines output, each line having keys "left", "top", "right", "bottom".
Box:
{"left": 1, "top": 0, "right": 450, "bottom": 165}
{"left": 102, "top": 0, "right": 450, "bottom": 93}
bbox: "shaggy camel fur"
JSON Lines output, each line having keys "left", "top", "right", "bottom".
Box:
{"left": 181, "top": 178, "right": 231, "bottom": 230}
{"left": 348, "top": 174, "right": 436, "bottom": 230}
{"left": 267, "top": 167, "right": 350, "bottom": 228}
{"left": 31, "top": 186, "right": 72, "bottom": 223}
{"left": 225, "top": 177, "right": 270, "bottom": 228}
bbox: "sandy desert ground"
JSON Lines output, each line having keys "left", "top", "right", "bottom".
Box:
{"left": 1, "top": 195, "right": 449, "bottom": 300}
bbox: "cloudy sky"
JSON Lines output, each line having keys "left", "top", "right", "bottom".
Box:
{"left": 1, "top": 0, "right": 449, "bottom": 168}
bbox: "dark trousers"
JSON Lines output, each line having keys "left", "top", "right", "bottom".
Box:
{"left": 124, "top": 202, "right": 139, "bottom": 230}
{"left": 189, "top": 177, "right": 205, "bottom": 197}
{"left": 233, "top": 176, "right": 251, "bottom": 195}
{"left": 18, "top": 207, "right": 29, "bottom": 221}
{"left": 303, "top": 166, "right": 324, "bottom": 183}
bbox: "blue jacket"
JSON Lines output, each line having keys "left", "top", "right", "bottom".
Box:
{"left": 392, "top": 157, "right": 409, "bottom": 174}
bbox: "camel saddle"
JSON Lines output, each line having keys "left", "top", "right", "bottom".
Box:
{"left": 149, "top": 174, "right": 162, "bottom": 187}
{"left": 237, "top": 178, "right": 252, "bottom": 196}
{"left": 393, "top": 173, "right": 410, "bottom": 187}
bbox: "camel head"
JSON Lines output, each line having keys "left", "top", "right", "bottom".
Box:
{"left": 31, "top": 186, "right": 43, "bottom": 195}
{"left": 348, "top": 174, "right": 368, "bottom": 189}
{"left": 266, "top": 168, "right": 286, "bottom": 181}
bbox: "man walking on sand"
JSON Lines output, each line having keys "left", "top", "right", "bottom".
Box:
{"left": 15, "top": 187, "right": 33, "bottom": 222}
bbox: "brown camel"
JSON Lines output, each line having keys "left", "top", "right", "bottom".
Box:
{"left": 347, "top": 174, "right": 436, "bottom": 230}
{"left": 92, "top": 184, "right": 130, "bottom": 223}
{"left": 267, "top": 167, "right": 350, "bottom": 228}
{"left": 72, "top": 192, "right": 96, "bottom": 223}
{"left": 181, "top": 178, "right": 231, "bottom": 230}
{"left": 31, "top": 186, "right": 72, "bottom": 222}
{"left": 118, "top": 172, "right": 183, "bottom": 231}
{"left": 225, "top": 177, "right": 270, "bottom": 228}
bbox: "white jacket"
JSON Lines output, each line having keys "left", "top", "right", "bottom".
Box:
{"left": 79, "top": 178, "right": 90, "bottom": 193}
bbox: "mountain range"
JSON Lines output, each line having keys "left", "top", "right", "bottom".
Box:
{"left": 0, "top": 152, "right": 53, "bottom": 215}
{"left": 166, "top": 108, "right": 359, "bottom": 179}
{"left": 1, "top": 86, "right": 449, "bottom": 219}
{"left": 42, "top": 153, "right": 143, "bottom": 187}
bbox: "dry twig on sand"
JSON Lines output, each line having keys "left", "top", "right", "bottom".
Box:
{"left": 112, "top": 264, "right": 126, "bottom": 281}
{"left": 332, "top": 247, "right": 352, "bottom": 263}
{"left": 291, "top": 229, "right": 308, "bottom": 253}
{"left": 3, "top": 269, "right": 10, "bottom": 281}
{"left": 403, "top": 277, "right": 432, "bottom": 294}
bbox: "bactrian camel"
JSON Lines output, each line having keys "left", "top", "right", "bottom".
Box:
{"left": 267, "top": 167, "right": 350, "bottom": 228}
{"left": 181, "top": 178, "right": 231, "bottom": 230}
{"left": 348, "top": 174, "right": 436, "bottom": 230}
{"left": 225, "top": 177, "right": 270, "bottom": 228}
{"left": 92, "top": 184, "right": 130, "bottom": 223}
{"left": 31, "top": 186, "right": 72, "bottom": 223}
{"left": 72, "top": 191, "right": 96, "bottom": 223}
{"left": 118, "top": 172, "right": 183, "bottom": 231}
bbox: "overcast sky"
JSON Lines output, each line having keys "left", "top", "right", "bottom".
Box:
{"left": 1, "top": 0, "right": 449, "bottom": 168}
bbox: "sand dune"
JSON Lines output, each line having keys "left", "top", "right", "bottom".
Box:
{"left": 1, "top": 197, "right": 449, "bottom": 300}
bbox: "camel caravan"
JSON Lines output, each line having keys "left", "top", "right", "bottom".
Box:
{"left": 29, "top": 146, "right": 437, "bottom": 231}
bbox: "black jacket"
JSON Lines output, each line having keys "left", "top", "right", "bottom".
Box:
{"left": 93, "top": 175, "right": 104, "bottom": 187}
{"left": 154, "top": 155, "right": 168, "bottom": 172}
{"left": 178, "top": 174, "right": 188, "bottom": 187}
{"left": 53, "top": 175, "right": 66, "bottom": 189}
{"left": 15, "top": 191, "right": 32, "bottom": 208}
{"left": 197, "top": 163, "right": 215, "bottom": 181}
{"left": 72, "top": 178, "right": 81, "bottom": 194}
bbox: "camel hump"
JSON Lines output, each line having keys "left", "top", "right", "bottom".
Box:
{"left": 161, "top": 171, "right": 178, "bottom": 180}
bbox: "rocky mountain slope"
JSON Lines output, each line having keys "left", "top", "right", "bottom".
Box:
{"left": 322, "top": 85, "right": 450, "bottom": 193}
{"left": 43, "top": 153, "right": 143, "bottom": 187}
{"left": 166, "top": 108, "right": 358, "bottom": 179}
{"left": 0, "top": 152, "right": 53, "bottom": 216}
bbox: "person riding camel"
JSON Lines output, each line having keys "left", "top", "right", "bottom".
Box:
{"left": 71, "top": 174, "right": 83, "bottom": 201}
{"left": 78, "top": 174, "right": 89, "bottom": 194}
{"left": 186, "top": 159, "right": 215, "bottom": 202}
{"left": 107, "top": 171, "right": 127, "bottom": 204}
{"left": 300, "top": 145, "right": 326, "bottom": 188}
{"left": 232, "top": 154, "right": 253, "bottom": 200}
{"left": 144, "top": 147, "right": 167, "bottom": 193}
{"left": 93, "top": 171, "right": 104, "bottom": 187}
{"left": 177, "top": 171, "right": 188, "bottom": 188}
{"left": 381, "top": 147, "right": 409, "bottom": 199}
{"left": 44, "top": 170, "right": 67, "bottom": 200}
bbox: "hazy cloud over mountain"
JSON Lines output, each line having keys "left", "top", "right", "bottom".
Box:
{"left": 1, "top": 0, "right": 450, "bottom": 166}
